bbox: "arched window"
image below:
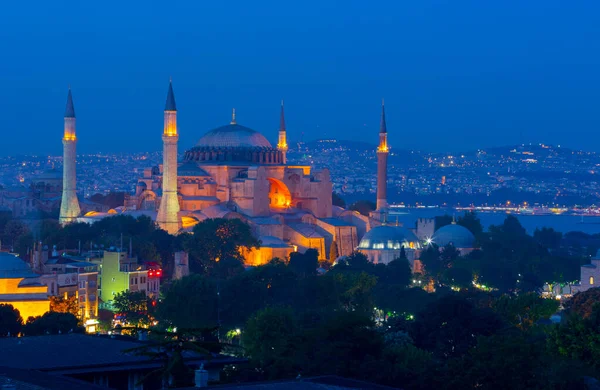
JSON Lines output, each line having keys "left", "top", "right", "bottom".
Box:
{"left": 591, "top": 276, "right": 595, "bottom": 285}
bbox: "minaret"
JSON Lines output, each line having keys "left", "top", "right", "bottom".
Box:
{"left": 59, "top": 88, "right": 81, "bottom": 225}
{"left": 157, "top": 80, "right": 181, "bottom": 234}
{"left": 376, "top": 99, "right": 389, "bottom": 212}
{"left": 277, "top": 100, "right": 288, "bottom": 163}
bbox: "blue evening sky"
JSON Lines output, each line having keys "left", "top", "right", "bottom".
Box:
{"left": 0, "top": 1, "right": 599, "bottom": 155}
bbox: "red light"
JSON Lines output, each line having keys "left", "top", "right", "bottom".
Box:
{"left": 156, "top": 270, "right": 162, "bottom": 277}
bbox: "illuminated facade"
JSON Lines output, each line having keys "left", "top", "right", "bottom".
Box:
{"left": 80, "top": 94, "right": 426, "bottom": 266}
{"left": 0, "top": 252, "right": 50, "bottom": 320}
{"left": 574, "top": 250, "right": 600, "bottom": 294}
{"left": 96, "top": 251, "right": 160, "bottom": 304}
{"left": 33, "top": 245, "right": 99, "bottom": 324}
{"left": 59, "top": 88, "right": 81, "bottom": 225}
{"left": 358, "top": 225, "right": 421, "bottom": 267}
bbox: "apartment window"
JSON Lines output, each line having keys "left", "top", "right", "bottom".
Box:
{"left": 79, "top": 295, "right": 86, "bottom": 303}
{"left": 89, "top": 294, "right": 96, "bottom": 302}
{"left": 591, "top": 276, "right": 595, "bottom": 285}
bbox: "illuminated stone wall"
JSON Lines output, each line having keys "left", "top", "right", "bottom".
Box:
{"left": 0, "top": 278, "right": 50, "bottom": 320}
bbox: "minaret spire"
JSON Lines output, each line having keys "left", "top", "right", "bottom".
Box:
{"left": 277, "top": 100, "right": 288, "bottom": 164}
{"left": 157, "top": 80, "right": 181, "bottom": 234}
{"left": 230, "top": 108, "right": 237, "bottom": 125}
{"left": 165, "top": 79, "right": 177, "bottom": 112}
{"left": 380, "top": 98, "right": 387, "bottom": 134}
{"left": 59, "top": 87, "right": 81, "bottom": 225}
{"left": 65, "top": 88, "right": 75, "bottom": 119}
{"left": 374, "top": 99, "right": 389, "bottom": 219}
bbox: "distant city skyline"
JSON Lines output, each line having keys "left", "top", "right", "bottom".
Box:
{"left": 2, "top": 1, "right": 600, "bottom": 155}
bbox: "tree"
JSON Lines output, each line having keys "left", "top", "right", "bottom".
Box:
{"left": 492, "top": 293, "right": 559, "bottom": 330}
{"left": 124, "top": 327, "right": 215, "bottom": 388}
{"left": 411, "top": 294, "right": 504, "bottom": 358}
{"left": 399, "top": 246, "right": 407, "bottom": 261}
{"left": 564, "top": 288, "right": 600, "bottom": 319}
{"left": 384, "top": 257, "right": 412, "bottom": 287}
{"left": 434, "top": 214, "right": 453, "bottom": 231}
{"left": 329, "top": 241, "right": 339, "bottom": 262}
{"left": 349, "top": 200, "right": 376, "bottom": 216}
{"left": 49, "top": 295, "right": 80, "bottom": 318}
{"left": 332, "top": 192, "right": 346, "bottom": 208}
{"left": 23, "top": 312, "right": 81, "bottom": 335}
{"left": 419, "top": 244, "right": 442, "bottom": 282}
{"left": 158, "top": 275, "right": 218, "bottom": 330}
{"left": 289, "top": 249, "right": 319, "bottom": 276}
{"left": 0, "top": 304, "right": 22, "bottom": 337}
{"left": 242, "top": 306, "right": 300, "bottom": 379}
{"left": 183, "top": 218, "right": 259, "bottom": 272}
{"left": 457, "top": 211, "right": 484, "bottom": 242}
{"left": 3, "top": 220, "right": 29, "bottom": 249}
{"left": 112, "top": 291, "right": 152, "bottom": 328}
{"left": 436, "top": 333, "right": 586, "bottom": 390}
{"left": 534, "top": 227, "right": 562, "bottom": 250}
{"left": 548, "top": 303, "right": 600, "bottom": 371}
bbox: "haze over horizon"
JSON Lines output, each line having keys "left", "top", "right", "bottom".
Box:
{"left": 1, "top": 1, "right": 599, "bottom": 156}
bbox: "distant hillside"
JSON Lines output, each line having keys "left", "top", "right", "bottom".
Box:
{"left": 302, "top": 139, "right": 376, "bottom": 150}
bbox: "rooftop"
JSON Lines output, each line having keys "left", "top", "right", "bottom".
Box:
{"left": 0, "top": 334, "right": 242, "bottom": 374}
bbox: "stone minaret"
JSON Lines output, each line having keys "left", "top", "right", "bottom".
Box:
{"left": 157, "top": 80, "right": 181, "bottom": 234}
{"left": 59, "top": 88, "right": 81, "bottom": 225}
{"left": 277, "top": 100, "right": 288, "bottom": 163}
{"left": 376, "top": 100, "right": 389, "bottom": 212}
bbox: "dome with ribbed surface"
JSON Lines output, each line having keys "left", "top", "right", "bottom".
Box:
{"left": 197, "top": 124, "right": 272, "bottom": 148}
{"left": 432, "top": 223, "right": 475, "bottom": 248}
{"left": 358, "top": 225, "right": 420, "bottom": 250}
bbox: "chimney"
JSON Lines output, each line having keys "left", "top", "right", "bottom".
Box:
{"left": 194, "top": 365, "right": 208, "bottom": 388}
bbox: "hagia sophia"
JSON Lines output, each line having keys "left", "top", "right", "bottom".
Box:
{"left": 59, "top": 82, "right": 476, "bottom": 268}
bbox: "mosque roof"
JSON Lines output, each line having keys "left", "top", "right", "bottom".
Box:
{"left": 358, "top": 225, "right": 419, "bottom": 250}
{"left": 34, "top": 170, "right": 62, "bottom": 181}
{"left": 259, "top": 236, "right": 292, "bottom": 248}
{"left": 178, "top": 162, "right": 209, "bottom": 177}
{"left": 431, "top": 223, "right": 476, "bottom": 248}
{"left": 196, "top": 124, "right": 272, "bottom": 149}
{"left": 0, "top": 252, "right": 39, "bottom": 278}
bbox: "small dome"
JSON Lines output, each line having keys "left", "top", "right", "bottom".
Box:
{"left": 0, "top": 252, "right": 38, "bottom": 278}
{"left": 432, "top": 224, "right": 475, "bottom": 248}
{"left": 358, "top": 225, "right": 420, "bottom": 250}
{"left": 197, "top": 124, "right": 272, "bottom": 148}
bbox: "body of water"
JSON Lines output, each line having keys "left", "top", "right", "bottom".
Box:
{"left": 389, "top": 208, "right": 600, "bottom": 235}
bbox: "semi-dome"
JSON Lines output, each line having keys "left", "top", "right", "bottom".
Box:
{"left": 196, "top": 124, "right": 272, "bottom": 149}
{"left": 358, "top": 225, "right": 420, "bottom": 250}
{"left": 431, "top": 223, "right": 475, "bottom": 248}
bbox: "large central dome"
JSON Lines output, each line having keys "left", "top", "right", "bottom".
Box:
{"left": 197, "top": 124, "right": 272, "bottom": 148}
